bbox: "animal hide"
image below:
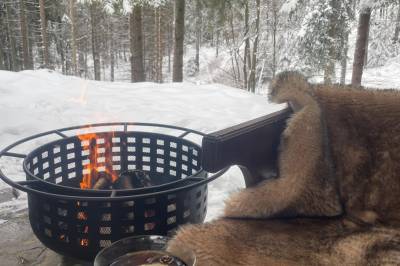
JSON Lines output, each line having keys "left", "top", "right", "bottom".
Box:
{"left": 168, "top": 218, "right": 400, "bottom": 266}
{"left": 168, "top": 72, "right": 400, "bottom": 265}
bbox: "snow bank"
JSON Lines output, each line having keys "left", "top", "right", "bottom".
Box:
{"left": 0, "top": 70, "right": 285, "bottom": 221}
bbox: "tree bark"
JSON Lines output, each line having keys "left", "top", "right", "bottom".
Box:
{"left": 173, "top": 0, "right": 185, "bottom": 82}
{"left": 243, "top": 1, "right": 251, "bottom": 90}
{"left": 5, "top": 3, "right": 18, "bottom": 71}
{"left": 272, "top": 0, "right": 278, "bottom": 78}
{"left": 110, "top": 18, "right": 115, "bottom": 82}
{"left": 393, "top": 0, "right": 400, "bottom": 43}
{"left": 167, "top": 18, "right": 172, "bottom": 74}
{"left": 195, "top": 0, "right": 201, "bottom": 73}
{"left": 39, "top": 0, "right": 49, "bottom": 68}
{"left": 70, "top": 0, "right": 78, "bottom": 75}
{"left": 324, "top": 0, "right": 338, "bottom": 84}
{"left": 352, "top": 8, "right": 371, "bottom": 87}
{"left": 249, "top": 0, "right": 260, "bottom": 92}
{"left": 130, "top": 5, "right": 145, "bottom": 82}
{"left": 340, "top": 32, "right": 349, "bottom": 85}
{"left": 156, "top": 7, "right": 163, "bottom": 83}
{"left": 90, "top": 2, "right": 101, "bottom": 80}
{"left": 19, "top": 0, "right": 31, "bottom": 69}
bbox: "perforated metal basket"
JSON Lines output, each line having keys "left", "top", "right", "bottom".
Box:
{"left": 0, "top": 123, "right": 229, "bottom": 260}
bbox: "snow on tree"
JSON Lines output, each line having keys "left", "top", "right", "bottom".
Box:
{"left": 297, "top": 0, "right": 352, "bottom": 83}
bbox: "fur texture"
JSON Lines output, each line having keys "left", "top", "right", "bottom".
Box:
{"left": 225, "top": 72, "right": 342, "bottom": 219}
{"left": 168, "top": 218, "right": 400, "bottom": 266}
{"left": 167, "top": 72, "right": 400, "bottom": 265}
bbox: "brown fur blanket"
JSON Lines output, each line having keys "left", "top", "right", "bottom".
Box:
{"left": 168, "top": 72, "right": 400, "bottom": 265}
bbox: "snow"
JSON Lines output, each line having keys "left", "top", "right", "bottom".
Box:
{"left": 359, "top": 0, "right": 375, "bottom": 10}
{"left": 280, "top": 0, "right": 300, "bottom": 14}
{"left": 0, "top": 69, "right": 286, "bottom": 222}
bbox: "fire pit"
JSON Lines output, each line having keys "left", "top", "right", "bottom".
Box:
{"left": 0, "top": 122, "right": 228, "bottom": 261}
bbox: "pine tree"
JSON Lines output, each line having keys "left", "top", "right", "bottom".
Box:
{"left": 352, "top": 7, "right": 372, "bottom": 86}
{"left": 39, "top": 0, "right": 49, "bottom": 68}
{"left": 130, "top": 4, "right": 145, "bottom": 82}
{"left": 394, "top": 0, "right": 400, "bottom": 43}
{"left": 173, "top": 0, "right": 185, "bottom": 82}
{"left": 19, "top": 0, "right": 31, "bottom": 69}
{"left": 297, "top": 0, "right": 352, "bottom": 83}
{"left": 70, "top": 0, "right": 78, "bottom": 74}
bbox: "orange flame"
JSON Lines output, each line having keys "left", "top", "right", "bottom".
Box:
{"left": 80, "top": 238, "right": 89, "bottom": 247}
{"left": 78, "top": 130, "right": 119, "bottom": 189}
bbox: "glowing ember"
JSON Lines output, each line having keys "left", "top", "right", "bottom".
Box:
{"left": 80, "top": 238, "right": 89, "bottom": 247}
{"left": 77, "top": 211, "right": 88, "bottom": 220}
{"left": 78, "top": 131, "right": 118, "bottom": 189}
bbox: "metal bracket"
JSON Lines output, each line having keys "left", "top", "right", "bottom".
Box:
{"left": 201, "top": 107, "right": 291, "bottom": 187}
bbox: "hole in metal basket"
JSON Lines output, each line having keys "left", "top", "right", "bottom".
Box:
{"left": 167, "top": 204, "right": 176, "bottom": 212}
{"left": 122, "top": 201, "right": 134, "bottom": 207}
{"left": 101, "top": 213, "right": 112, "bottom": 221}
{"left": 124, "top": 212, "right": 134, "bottom": 220}
{"left": 58, "top": 221, "right": 68, "bottom": 230}
{"left": 100, "top": 227, "right": 111, "bottom": 235}
{"left": 183, "top": 209, "right": 191, "bottom": 218}
{"left": 144, "top": 210, "right": 156, "bottom": 218}
{"left": 59, "top": 234, "right": 69, "bottom": 243}
{"left": 57, "top": 208, "right": 68, "bottom": 217}
{"left": 122, "top": 225, "right": 135, "bottom": 233}
{"left": 167, "top": 216, "right": 176, "bottom": 225}
{"left": 100, "top": 240, "right": 112, "bottom": 248}
{"left": 144, "top": 222, "right": 156, "bottom": 231}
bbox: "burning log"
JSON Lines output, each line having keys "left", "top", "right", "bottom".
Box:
{"left": 93, "top": 173, "right": 112, "bottom": 190}
{"left": 113, "top": 171, "right": 134, "bottom": 189}
{"left": 113, "top": 170, "right": 153, "bottom": 189}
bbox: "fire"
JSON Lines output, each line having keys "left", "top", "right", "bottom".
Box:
{"left": 78, "top": 131, "right": 119, "bottom": 189}
{"left": 80, "top": 238, "right": 89, "bottom": 247}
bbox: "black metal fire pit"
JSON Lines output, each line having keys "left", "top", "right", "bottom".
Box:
{"left": 0, "top": 122, "right": 229, "bottom": 261}
{"left": 0, "top": 108, "right": 292, "bottom": 262}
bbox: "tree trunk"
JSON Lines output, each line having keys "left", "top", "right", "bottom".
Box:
{"left": 249, "top": 0, "right": 260, "bottom": 93}
{"left": 90, "top": 2, "right": 101, "bottom": 81}
{"left": 5, "top": 3, "right": 18, "bottom": 71}
{"left": 352, "top": 8, "right": 371, "bottom": 87}
{"left": 243, "top": 1, "right": 251, "bottom": 90}
{"left": 130, "top": 5, "right": 145, "bottom": 82}
{"left": 39, "top": 0, "right": 49, "bottom": 68}
{"left": 0, "top": 15, "right": 4, "bottom": 70}
{"left": 173, "top": 0, "right": 185, "bottom": 82}
{"left": 110, "top": 18, "right": 115, "bottom": 82}
{"left": 340, "top": 32, "right": 349, "bottom": 85}
{"left": 19, "top": 0, "right": 31, "bottom": 69}
{"left": 0, "top": 43, "right": 4, "bottom": 70}
{"left": 393, "top": 0, "right": 400, "bottom": 43}
{"left": 195, "top": 0, "right": 201, "bottom": 73}
{"left": 167, "top": 20, "right": 172, "bottom": 74}
{"left": 272, "top": 0, "right": 278, "bottom": 79}
{"left": 156, "top": 7, "right": 163, "bottom": 83}
{"left": 70, "top": 0, "right": 78, "bottom": 75}
{"left": 229, "top": 6, "right": 241, "bottom": 84}
{"left": 324, "top": 0, "right": 338, "bottom": 84}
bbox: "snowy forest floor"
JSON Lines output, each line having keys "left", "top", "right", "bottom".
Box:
{"left": 0, "top": 53, "right": 400, "bottom": 225}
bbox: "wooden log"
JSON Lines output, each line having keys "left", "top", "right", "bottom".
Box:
{"left": 93, "top": 174, "right": 111, "bottom": 189}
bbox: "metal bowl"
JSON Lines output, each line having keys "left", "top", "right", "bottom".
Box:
{"left": 94, "top": 235, "right": 196, "bottom": 266}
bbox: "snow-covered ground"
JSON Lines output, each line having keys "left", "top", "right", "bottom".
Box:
{"left": 0, "top": 69, "right": 285, "bottom": 222}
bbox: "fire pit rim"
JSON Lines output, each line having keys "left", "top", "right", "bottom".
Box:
{"left": 0, "top": 122, "right": 230, "bottom": 201}
{"left": 22, "top": 131, "right": 205, "bottom": 194}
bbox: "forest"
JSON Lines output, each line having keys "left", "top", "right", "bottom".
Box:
{"left": 0, "top": 0, "right": 400, "bottom": 92}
